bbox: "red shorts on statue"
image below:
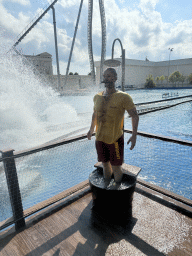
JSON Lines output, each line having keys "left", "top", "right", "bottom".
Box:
{"left": 95, "top": 135, "right": 124, "bottom": 166}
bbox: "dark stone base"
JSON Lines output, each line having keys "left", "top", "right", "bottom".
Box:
{"left": 89, "top": 168, "right": 136, "bottom": 224}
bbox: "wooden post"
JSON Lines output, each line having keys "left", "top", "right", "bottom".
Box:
{"left": 1, "top": 149, "right": 25, "bottom": 230}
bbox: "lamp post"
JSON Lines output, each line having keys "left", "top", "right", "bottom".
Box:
{"left": 112, "top": 38, "right": 125, "bottom": 92}
{"left": 103, "top": 38, "right": 125, "bottom": 92}
{"left": 103, "top": 39, "right": 125, "bottom": 162}
{"left": 168, "top": 48, "right": 173, "bottom": 84}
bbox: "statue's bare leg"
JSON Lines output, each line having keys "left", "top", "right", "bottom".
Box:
{"left": 102, "top": 161, "right": 113, "bottom": 180}
{"left": 112, "top": 165, "right": 123, "bottom": 183}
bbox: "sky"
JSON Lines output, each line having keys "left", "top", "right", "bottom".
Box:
{"left": 0, "top": 0, "right": 192, "bottom": 75}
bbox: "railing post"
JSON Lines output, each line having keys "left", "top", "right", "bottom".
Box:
{"left": 1, "top": 149, "right": 25, "bottom": 230}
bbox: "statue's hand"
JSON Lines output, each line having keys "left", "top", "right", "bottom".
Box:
{"left": 87, "top": 130, "right": 93, "bottom": 140}
{"left": 127, "top": 135, "right": 136, "bottom": 150}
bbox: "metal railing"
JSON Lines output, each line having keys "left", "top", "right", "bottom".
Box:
{"left": 135, "top": 94, "right": 192, "bottom": 106}
{"left": 0, "top": 130, "right": 191, "bottom": 232}
{"left": 0, "top": 134, "right": 94, "bottom": 231}
{"left": 135, "top": 95, "right": 192, "bottom": 115}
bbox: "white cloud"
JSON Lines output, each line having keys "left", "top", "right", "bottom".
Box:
{"left": 100, "top": 0, "right": 192, "bottom": 61}
{"left": 1, "top": 0, "right": 192, "bottom": 74}
{"left": 21, "top": 22, "right": 51, "bottom": 45}
{"left": 0, "top": 3, "right": 30, "bottom": 37}
{"left": 59, "top": 0, "right": 81, "bottom": 9}
{"left": 8, "top": 0, "right": 30, "bottom": 6}
{"left": 55, "top": 0, "right": 192, "bottom": 68}
{"left": 139, "top": 0, "right": 159, "bottom": 12}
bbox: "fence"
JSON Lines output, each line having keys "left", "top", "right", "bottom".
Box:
{"left": 135, "top": 94, "right": 192, "bottom": 115}
{"left": 0, "top": 130, "right": 192, "bottom": 232}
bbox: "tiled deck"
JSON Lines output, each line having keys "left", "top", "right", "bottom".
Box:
{"left": 0, "top": 186, "right": 191, "bottom": 256}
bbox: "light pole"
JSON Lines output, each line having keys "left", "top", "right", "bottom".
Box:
{"left": 103, "top": 39, "right": 125, "bottom": 162}
{"left": 168, "top": 48, "right": 173, "bottom": 84}
{"left": 104, "top": 38, "right": 125, "bottom": 92}
{"left": 112, "top": 39, "right": 125, "bottom": 92}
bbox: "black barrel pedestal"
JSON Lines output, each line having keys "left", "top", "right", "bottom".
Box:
{"left": 89, "top": 168, "right": 137, "bottom": 223}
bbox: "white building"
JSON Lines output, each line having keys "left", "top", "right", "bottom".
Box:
{"left": 22, "top": 52, "right": 192, "bottom": 89}
{"left": 23, "top": 52, "right": 94, "bottom": 91}
{"left": 95, "top": 58, "right": 192, "bottom": 88}
{"left": 49, "top": 74, "right": 93, "bottom": 92}
{"left": 24, "top": 52, "right": 53, "bottom": 75}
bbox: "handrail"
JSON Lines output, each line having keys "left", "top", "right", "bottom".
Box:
{"left": 0, "top": 133, "right": 89, "bottom": 163}
{"left": 124, "top": 129, "right": 192, "bottom": 146}
{"left": 1, "top": 129, "right": 191, "bottom": 164}
{"left": 135, "top": 94, "right": 192, "bottom": 106}
{"left": 0, "top": 133, "right": 90, "bottom": 231}
{"left": 0, "top": 130, "right": 191, "bottom": 231}
{"left": 136, "top": 99, "right": 192, "bottom": 115}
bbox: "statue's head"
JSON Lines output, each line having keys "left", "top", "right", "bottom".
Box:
{"left": 103, "top": 68, "right": 117, "bottom": 88}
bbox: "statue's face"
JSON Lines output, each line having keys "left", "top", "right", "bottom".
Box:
{"left": 103, "top": 70, "right": 117, "bottom": 88}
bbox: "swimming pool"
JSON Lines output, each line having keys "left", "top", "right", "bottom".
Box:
{"left": 0, "top": 88, "right": 191, "bottom": 224}
{"left": 63, "top": 88, "right": 192, "bottom": 142}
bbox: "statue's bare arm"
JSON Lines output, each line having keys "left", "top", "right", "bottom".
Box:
{"left": 127, "top": 107, "right": 139, "bottom": 150}
{"left": 87, "top": 110, "right": 97, "bottom": 140}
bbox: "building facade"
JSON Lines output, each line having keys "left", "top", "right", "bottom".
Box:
{"left": 95, "top": 58, "right": 192, "bottom": 88}
{"left": 49, "top": 74, "right": 93, "bottom": 92}
{"left": 23, "top": 52, "right": 192, "bottom": 89}
{"left": 23, "top": 52, "right": 93, "bottom": 91}
{"left": 24, "top": 52, "right": 53, "bottom": 76}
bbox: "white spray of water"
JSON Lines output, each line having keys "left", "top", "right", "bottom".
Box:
{"left": 0, "top": 53, "right": 79, "bottom": 151}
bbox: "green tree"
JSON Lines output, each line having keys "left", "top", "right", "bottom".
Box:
{"left": 169, "top": 71, "right": 182, "bottom": 86}
{"left": 69, "top": 72, "right": 73, "bottom": 75}
{"left": 187, "top": 73, "right": 192, "bottom": 84}
{"left": 165, "top": 76, "right": 168, "bottom": 83}
{"left": 74, "top": 72, "right": 79, "bottom": 75}
{"left": 159, "top": 75, "right": 165, "bottom": 84}
{"left": 178, "top": 74, "right": 185, "bottom": 86}
{"left": 155, "top": 76, "right": 160, "bottom": 85}
{"left": 145, "top": 74, "right": 156, "bottom": 88}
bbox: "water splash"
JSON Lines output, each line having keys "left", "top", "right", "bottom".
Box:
{"left": 0, "top": 53, "right": 79, "bottom": 151}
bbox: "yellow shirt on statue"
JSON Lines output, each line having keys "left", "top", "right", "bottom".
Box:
{"left": 93, "top": 91, "right": 135, "bottom": 144}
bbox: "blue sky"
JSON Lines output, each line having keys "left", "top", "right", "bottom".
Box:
{"left": 0, "top": 0, "right": 192, "bottom": 74}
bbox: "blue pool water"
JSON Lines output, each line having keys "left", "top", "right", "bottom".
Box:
{"left": 0, "top": 88, "right": 192, "bottom": 225}
{"left": 64, "top": 88, "right": 192, "bottom": 142}
{"left": 128, "top": 88, "right": 192, "bottom": 104}
{"left": 126, "top": 101, "right": 192, "bottom": 142}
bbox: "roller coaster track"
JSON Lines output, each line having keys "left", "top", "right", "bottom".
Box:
{"left": 98, "top": 0, "right": 106, "bottom": 83}
{"left": 12, "top": 0, "right": 58, "bottom": 49}
{"left": 65, "top": 0, "right": 84, "bottom": 83}
{"left": 87, "top": 0, "right": 95, "bottom": 81}
{"left": 87, "top": 0, "right": 106, "bottom": 83}
{"left": 11, "top": 0, "right": 107, "bottom": 86}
